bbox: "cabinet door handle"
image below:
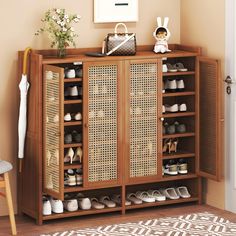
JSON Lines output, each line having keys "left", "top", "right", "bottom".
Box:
{"left": 84, "top": 123, "right": 89, "bottom": 128}
{"left": 160, "top": 117, "right": 164, "bottom": 121}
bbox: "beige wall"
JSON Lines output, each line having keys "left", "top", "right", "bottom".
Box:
{"left": 0, "top": 0, "right": 180, "bottom": 216}
{"left": 181, "top": 0, "right": 225, "bottom": 209}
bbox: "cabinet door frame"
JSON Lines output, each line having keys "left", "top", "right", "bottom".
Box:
{"left": 42, "top": 64, "right": 64, "bottom": 200}
{"left": 197, "top": 57, "right": 223, "bottom": 181}
{"left": 83, "top": 61, "right": 123, "bottom": 188}
{"left": 124, "top": 59, "right": 163, "bottom": 184}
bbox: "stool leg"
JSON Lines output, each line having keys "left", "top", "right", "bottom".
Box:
{"left": 4, "top": 172, "right": 17, "bottom": 235}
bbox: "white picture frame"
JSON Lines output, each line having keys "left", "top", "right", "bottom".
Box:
{"left": 94, "top": 0, "right": 139, "bottom": 23}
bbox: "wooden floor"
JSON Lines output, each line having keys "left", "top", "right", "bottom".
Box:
{"left": 1, "top": 204, "right": 236, "bottom": 236}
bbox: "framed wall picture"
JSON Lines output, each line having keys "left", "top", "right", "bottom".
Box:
{"left": 94, "top": 0, "right": 139, "bottom": 23}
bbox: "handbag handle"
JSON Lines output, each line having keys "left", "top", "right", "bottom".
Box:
{"left": 114, "top": 23, "right": 128, "bottom": 35}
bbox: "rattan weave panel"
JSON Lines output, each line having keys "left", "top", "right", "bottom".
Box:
{"left": 44, "top": 70, "right": 60, "bottom": 192}
{"left": 88, "top": 65, "right": 118, "bottom": 182}
{"left": 129, "top": 63, "right": 158, "bottom": 177}
{"left": 200, "top": 61, "right": 217, "bottom": 175}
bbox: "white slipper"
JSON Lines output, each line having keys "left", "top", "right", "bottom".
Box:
{"left": 126, "top": 193, "right": 142, "bottom": 205}
{"left": 91, "top": 198, "right": 105, "bottom": 209}
{"left": 99, "top": 196, "right": 116, "bottom": 208}
{"left": 160, "top": 188, "right": 180, "bottom": 200}
{"left": 136, "top": 191, "right": 155, "bottom": 203}
{"left": 147, "top": 190, "right": 166, "bottom": 201}
{"left": 111, "top": 194, "right": 131, "bottom": 206}
{"left": 175, "top": 186, "right": 191, "bottom": 198}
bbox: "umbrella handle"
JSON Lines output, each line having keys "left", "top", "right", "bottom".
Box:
{"left": 23, "top": 47, "right": 32, "bottom": 75}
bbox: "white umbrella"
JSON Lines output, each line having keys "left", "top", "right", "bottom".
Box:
{"left": 18, "top": 47, "right": 31, "bottom": 172}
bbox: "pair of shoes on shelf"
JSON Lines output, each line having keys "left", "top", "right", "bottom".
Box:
{"left": 64, "top": 130, "right": 82, "bottom": 144}
{"left": 162, "top": 103, "right": 187, "bottom": 113}
{"left": 160, "top": 186, "right": 191, "bottom": 200}
{"left": 163, "top": 138, "right": 178, "bottom": 153}
{"left": 43, "top": 196, "right": 64, "bottom": 215}
{"left": 64, "top": 86, "right": 82, "bottom": 98}
{"left": 64, "top": 168, "right": 83, "bottom": 186}
{"left": 166, "top": 63, "right": 188, "bottom": 72}
{"left": 164, "top": 79, "right": 185, "bottom": 92}
{"left": 127, "top": 190, "right": 166, "bottom": 205}
{"left": 163, "top": 121, "right": 186, "bottom": 135}
{"left": 64, "top": 112, "right": 82, "bottom": 121}
{"left": 64, "top": 147, "right": 83, "bottom": 164}
{"left": 163, "top": 158, "right": 188, "bottom": 175}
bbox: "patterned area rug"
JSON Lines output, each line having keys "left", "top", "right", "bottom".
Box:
{"left": 41, "top": 212, "right": 236, "bottom": 236}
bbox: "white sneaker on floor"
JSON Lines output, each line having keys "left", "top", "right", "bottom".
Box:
{"left": 50, "top": 198, "right": 63, "bottom": 213}
{"left": 63, "top": 199, "right": 78, "bottom": 212}
{"left": 43, "top": 197, "right": 52, "bottom": 215}
{"left": 177, "top": 79, "right": 185, "bottom": 90}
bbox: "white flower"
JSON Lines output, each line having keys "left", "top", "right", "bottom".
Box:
{"left": 57, "top": 20, "right": 61, "bottom": 25}
{"left": 77, "top": 14, "right": 81, "bottom": 19}
{"left": 66, "top": 19, "right": 70, "bottom": 23}
{"left": 74, "top": 18, "right": 79, "bottom": 23}
{"left": 64, "top": 14, "right": 68, "bottom": 19}
{"left": 56, "top": 9, "right": 61, "bottom": 13}
{"left": 63, "top": 27, "right": 67, "bottom": 32}
{"left": 52, "top": 15, "right": 56, "bottom": 20}
{"left": 70, "top": 27, "right": 74, "bottom": 32}
{"left": 61, "top": 21, "right": 65, "bottom": 26}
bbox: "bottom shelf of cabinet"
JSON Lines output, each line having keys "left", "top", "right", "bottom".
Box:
{"left": 43, "top": 207, "right": 122, "bottom": 220}
{"left": 126, "top": 197, "right": 199, "bottom": 210}
{"left": 42, "top": 197, "right": 199, "bottom": 221}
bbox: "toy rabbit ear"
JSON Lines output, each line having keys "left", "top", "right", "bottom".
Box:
{"left": 163, "top": 17, "right": 169, "bottom": 28}
{"left": 157, "top": 17, "right": 162, "bottom": 27}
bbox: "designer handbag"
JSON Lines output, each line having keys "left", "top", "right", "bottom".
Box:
{"left": 105, "top": 23, "right": 136, "bottom": 56}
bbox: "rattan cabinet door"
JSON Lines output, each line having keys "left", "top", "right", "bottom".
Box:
{"left": 198, "top": 57, "right": 223, "bottom": 181}
{"left": 126, "top": 59, "right": 162, "bottom": 183}
{"left": 83, "top": 62, "right": 122, "bottom": 187}
{"left": 43, "top": 65, "right": 64, "bottom": 200}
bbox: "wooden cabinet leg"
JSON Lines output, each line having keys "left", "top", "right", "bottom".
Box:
{"left": 4, "top": 172, "right": 17, "bottom": 235}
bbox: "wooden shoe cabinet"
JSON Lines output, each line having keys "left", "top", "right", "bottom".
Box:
{"left": 17, "top": 45, "right": 223, "bottom": 224}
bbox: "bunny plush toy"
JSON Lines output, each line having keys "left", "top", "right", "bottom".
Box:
{"left": 153, "top": 17, "right": 171, "bottom": 54}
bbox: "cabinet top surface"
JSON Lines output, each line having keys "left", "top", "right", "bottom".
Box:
{"left": 41, "top": 50, "right": 200, "bottom": 64}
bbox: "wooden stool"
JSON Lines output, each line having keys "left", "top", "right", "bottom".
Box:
{"left": 0, "top": 160, "right": 17, "bottom": 235}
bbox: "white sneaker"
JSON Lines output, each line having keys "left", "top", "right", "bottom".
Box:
{"left": 179, "top": 103, "right": 187, "bottom": 112}
{"left": 64, "top": 113, "right": 72, "bottom": 121}
{"left": 177, "top": 79, "right": 185, "bottom": 90}
{"left": 63, "top": 199, "right": 78, "bottom": 212}
{"left": 162, "top": 105, "right": 166, "bottom": 113}
{"left": 66, "top": 169, "right": 76, "bottom": 186}
{"left": 69, "top": 86, "right": 79, "bottom": 97}
{"left": 162, "top": 64, "right": 167, "bottom": 73}
{"left": 50, "top": 198, "right": 63, "bottom": 213}
{"left": 74, "top": 112, "right": 82, "bottom": 121}
{"left": 65, "top": 69, "right": 76, "bottom": 79}
{"left": 165, "top": 104, "right": 178, "bottom": 113}
{"left": 78, "top": 198, "right": 91, "bottom": 210}
{"left": 165, "top": 79, "right": 177, "bottom": 92}
{"left": 43, "top": 197, "right": 52, "bottom": 215}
